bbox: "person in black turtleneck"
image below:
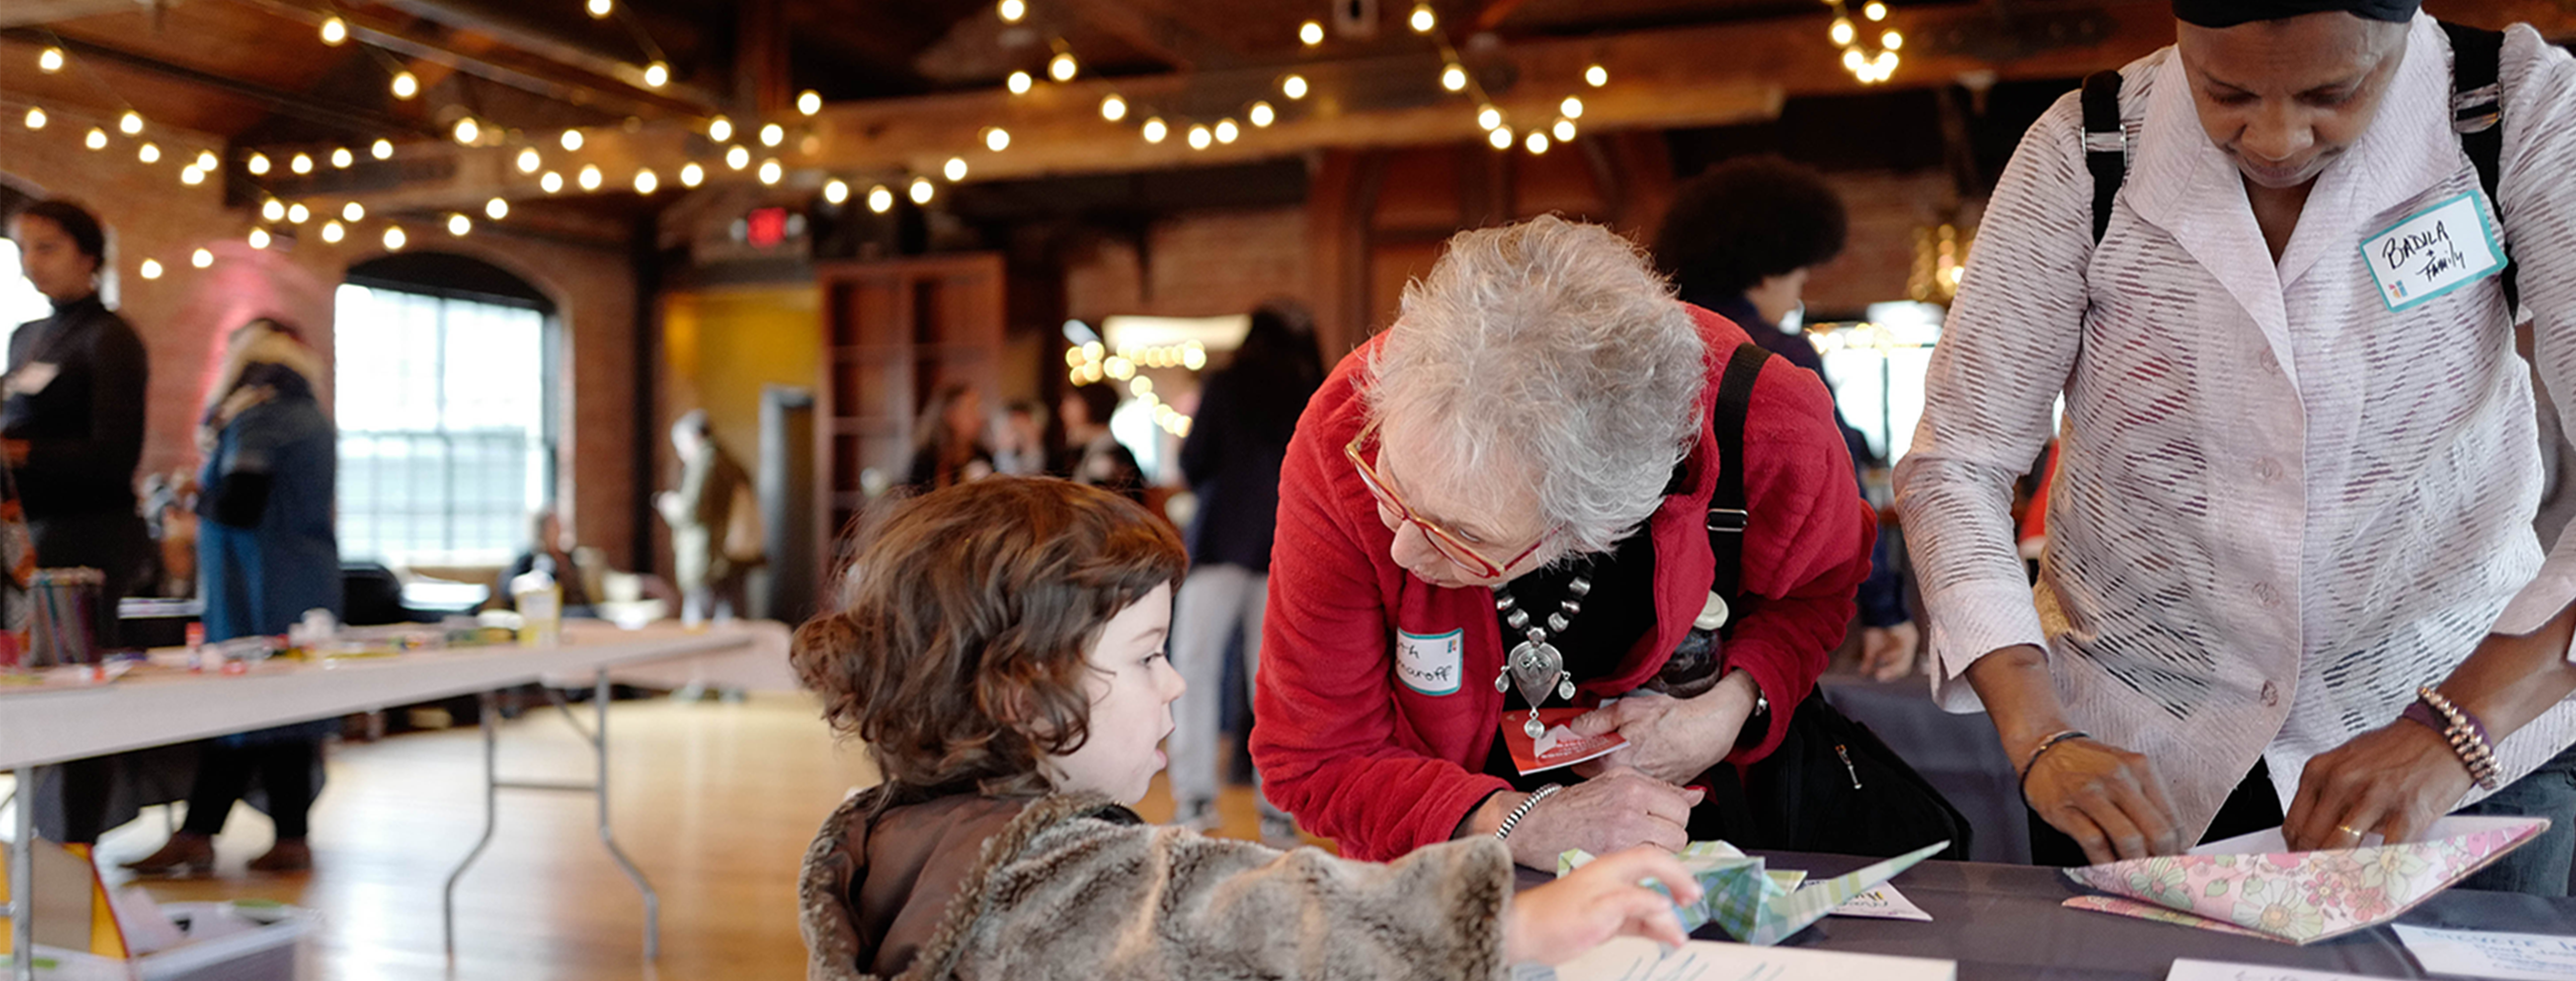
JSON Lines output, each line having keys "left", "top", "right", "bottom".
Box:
{"left": 9, "top": 199, "right": 151, "bottom": 846}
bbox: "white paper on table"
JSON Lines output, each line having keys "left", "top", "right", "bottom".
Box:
{"left": 2188, "top": 815, "right": 2538, "bottom": 855}
{"left": 1536, "top": 936, "right": 1955, "bottom": 981}
{"left": 2392, "top": 924, "right": 2576, "bottom": 980}
{"left": 2166, "top": 958, "right": 2409, "bottom": 981}
{"left": 1822, "top": 882, "right": 1933, "bottom": 921}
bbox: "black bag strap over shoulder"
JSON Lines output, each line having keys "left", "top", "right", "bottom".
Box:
{"left": 1707, "top": 342, "right": 1769, "bottom": 603}
{"left": 2082, "top": 69, "right": 2128, "bottom": 245}
{"left": 2441, "top": 20, "right": 2518, "bottom": 316}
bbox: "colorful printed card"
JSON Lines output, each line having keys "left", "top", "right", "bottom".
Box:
{"left": 2060, "top": 815, "right": 2547, "bottom": 944}
{"left": 1561, "top": 839, "right": 1946, "bottom": 946}
{"left": 1502, "top": 707, "right": 1626, "bottom": 775}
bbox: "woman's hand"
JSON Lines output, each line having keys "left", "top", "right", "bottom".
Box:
{"left": 2020, "top": 734, "right": 2184, "bottom": 863}
{"left": 1496, "top": 767, "right": 1702, "bottom": 867}
{"left": 1566, "top": 675, "right": 1759, "bottom": 785}
{"left": 2283, "top": 722, "right": 2473, "bottom": 851}
{"left": 1503, "top": 846, "right": 1700, "bottom": 965}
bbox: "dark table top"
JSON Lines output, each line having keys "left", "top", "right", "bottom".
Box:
{"left": 1521, "top": 851, "right": 2576, "bottom": 980}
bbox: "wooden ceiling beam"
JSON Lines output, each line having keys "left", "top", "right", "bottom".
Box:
{"left": 0, "top": 27, "right": 432, "bottom": 136}
{"left": 1058, "top": 0, "right": 1246, "bottom": 72}
{"left": 0, "top": 0, "right": 165, "bottom": 29}
{"left": 221, "top": 0, "right": 714, "bottom": 119}
{"left": 357, "top": 0, "right": 729, "bottom": 112}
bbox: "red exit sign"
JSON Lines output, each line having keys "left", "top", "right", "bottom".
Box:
{"left": 746, "top": 207, "right": 789, "bottom": 249}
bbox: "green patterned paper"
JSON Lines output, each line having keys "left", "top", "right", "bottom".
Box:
{"left": 1560, "top": 840, "right": 1946, "bottom": 946}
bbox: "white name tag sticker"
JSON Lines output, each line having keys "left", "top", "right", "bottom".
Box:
{"left": 1394, "top": 628, "right": 1463, "bottom": 696}
{"left": 2360, "top": 190, "right": 2505, "bottom": 312}
{"left": 7, "top": 361, "right": 58, "bottom": 396}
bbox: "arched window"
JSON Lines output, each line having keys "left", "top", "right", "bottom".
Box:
{"left": 335, "top": 253, "right": 557, "bottom": 566}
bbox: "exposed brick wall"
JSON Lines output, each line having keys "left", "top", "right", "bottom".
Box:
{"left": 1801, "top": 169, "right": 1966, "bottom": 317}
{"left": 1063, "top": 208, "right": 1311, "bottom": 322}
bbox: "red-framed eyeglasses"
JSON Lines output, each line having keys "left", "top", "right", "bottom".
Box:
{"left": 1345, "top": 418, "right": 1551, "bottom": 581}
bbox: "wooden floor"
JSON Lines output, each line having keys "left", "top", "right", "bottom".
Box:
{"left": 6, "top": 693, "right": 1290, "bottom": 980}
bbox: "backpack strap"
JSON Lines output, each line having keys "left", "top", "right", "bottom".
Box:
{"left": 2081, "top": 69, "right": 2128, "bottom": 245}
{"left": 2440, "top": 20, "right": 2519, "bottom": 317}
{"left": 1707, "top": 343, "right": 1769, "bottom": 601}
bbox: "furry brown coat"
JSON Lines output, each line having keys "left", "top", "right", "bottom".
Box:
{"left": 799, "top": 788, "right": 1517, "bottom": 980}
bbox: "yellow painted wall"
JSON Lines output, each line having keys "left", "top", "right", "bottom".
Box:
{"left": 660, "top": 284, "right": 822, "bottom": 471}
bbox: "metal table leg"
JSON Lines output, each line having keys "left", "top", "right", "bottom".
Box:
{"left": 10, "top": 765, "right": 33, "bottom": 981}
{"left": 440, "top": 673, "right": 660, "bottom": 961}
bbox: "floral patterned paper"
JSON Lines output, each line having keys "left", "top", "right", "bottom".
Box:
{"left": 2059, "top": 818, "right": 2546, "bottom": 945}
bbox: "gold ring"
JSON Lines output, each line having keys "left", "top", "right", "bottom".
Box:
{"left": 2336, "top": 824, "right": 2365, "bottom": 840}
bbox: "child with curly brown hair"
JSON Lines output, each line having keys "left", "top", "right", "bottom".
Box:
{"left": 791, "top": 477, "right": 1698, "bottom": 980}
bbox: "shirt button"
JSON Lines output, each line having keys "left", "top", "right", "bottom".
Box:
{"left": 2253, "top": 582, "right": 2283, "bottom": 608}
{"left": 2261, "top": 680, "right": 2281, "bottom": 707}
{"left": 2259, "top": 350, "right": 2281, "bottom": 374}
{"left": 2256, "top": 458, "right": 2284, "bottom": 482}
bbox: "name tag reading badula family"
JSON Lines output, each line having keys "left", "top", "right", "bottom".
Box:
{"left": 2361, "top": 191, "right": 2504, "bottom": 312}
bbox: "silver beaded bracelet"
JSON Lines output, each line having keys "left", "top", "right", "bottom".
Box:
{"left": 1494, "top": 784, "right": 1564, "bottom": 843}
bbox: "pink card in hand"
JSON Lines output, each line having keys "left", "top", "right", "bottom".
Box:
{"left": 1503, "top": 706, "right": 1626, "bottom": 775}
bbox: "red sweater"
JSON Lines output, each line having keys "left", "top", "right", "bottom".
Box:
{"left": 1248, "top": 303, "right": 1876, "bottom": 861}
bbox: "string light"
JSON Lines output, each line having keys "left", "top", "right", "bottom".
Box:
{"left": 1553, "top": 118, "right": 1576, "bottom": 141}
{"left": 1007, "top": 70, "right": 1033, "bottom": 95}
{"left": 321, "top": 220, "right": 346, "bottom": 243}
{"left": 1477, "top": 105, "right": 1502, "bottom": 130}
{"left": 139, "top": 259, "right": 162, "bottom": 280}
{"left": 943, "top": 157, "right": 968, "bottom": 181}
{"left": 759, "top": 123, "right": 783, "bottom": 147}
{"left": 541, "top": 171, "right": 565, "bottom": 193}
{"left": 248, "top": 228, "right": 272, "bottom": 250}
{"left": 1831, "top": 18, "right": 1856, "bottom": 45}
{"left": 1524, "top": 131, "right": 1550, "bottom": 154}
{"left": 867, "top": 185, "right": 893, "bottom": 212}
{"left": 22, "top": 108, "right": 43, "bottom": 130}
{"left": 1488, "top": 126, "right": 1512, "bottom": 150}
{"left": 391, "top": 71, "right": 419, "bottom": 99}
{"left": 249, "top": 153, "right": 271, "bottom": 174}
{"left": 679, "top": 162, "right": 704, "bottom": 187}
{"left": 263, "top": 199, "right": 287, "bottom": 221}
{"left": 1560, "top": 96, "right": 1584, "bottom": 119}
{"left": 983, "top": 127, "right": 1011, "bottom": 151}
{"left": 448, "top": 213, "right": 472, "bottom": 235}
{"left": 726, "top": 145, "right": 751, "bottom": 170}
{"left": 320, "top": 15, "right": 348, "bottom": 45}
{"left": 797, "top": 90, "right": 822, "bottom": 115}
{"left": 384, "top": 226, "right": 407, "bottom": 250}
{"left": 1248, "top": 101, "right": 1275, "bottom": 127}
{"left": 287, "top": 203, "right": 309, "bottom": 223}
{"left": 1883, "top": 30, "right": 1903, "bottom": 50}
{"left": 1585, "top": 64, "right": 1608, "bottom": 87}
{"left": 1409, "top": 3, "right": 1435, "bottom": 32}
{"left": 1214, "top": 119, "right": 1239, "bottom": 144}
{"left": 633, "top": 168, "right": 658, "bottom": 194}
{"left": 1186, "top": 124, "right": 1211, "bottom": 150}
{"left": 180, "top": 166, "right": 205, "bottom": 186}
{"left": 372, "top": 139, "right": 395, "bottom": 159}
{"left": 578, "top": 164, "right": 603, "bottom": 190}
{"left": 453, "top": 118, "right": 480, "bottom": 144}
{"left": 331, "top": 146, "right": 354, "bottom": 168}
{"left": 1100, "top": 94, "right": 1128, "bottom": 121}
{"left": 136, "top": 142, "right": 160, "bottom": 164}
{"left": 586, "top": 0, "right": 612, "bottom": 17}
{"left": 291, "top": 152, "right": 314, "bottom": 174}
{"left": 998, "top": 0, "right": 1026, "bottom": 23}
{"left": 1142, "top": 117, "right": 1168, "bottom": 143}
{"left": 192, "top": 249, "right": 213, "bottom": 268}
{"left": 38, "top": 48, "right": 64, "bottom": 73}
{"left": 1828, "top": 0, "right": 1901, "bottom": 83}
{"left": 1865, "top": 1, "right": 1887, "bottom": 19}
{"left": 707, "top": 116, "right": 733, "bottom": 141}
{"left": 908, "top": 176, "right": 934, "bottom": 204}
{"left": 560, "top": 129, "right": 584, "bottom": 151}
{"left": 343, "top": 202, "right": 365, "bottom": 221}
{"left": 823, "top": 179, "right": 849, "bottom": 204}
{"left": 1048, "top": 52, "right": 1077, "bottom": 83}
{"left": 119, "top": 111, "right": 143, "bottom": 135}
{"left": 517, "top": 148, "right": 542, "bottom": 173}
{"left": 1281, "top": 74, "right": 1308, "bottom": 99}
{"left": 487, "top": 197, "right": 509, "bottom": 220}
{"left": 643, "top": 61, "right": 669, "bottom": 88}
{"left": 1441, "top": 64, "right": 1467, "bottom": 92}
{"left": 1299, "top": 20, "right": 1324, "bottom": 45}
{"left": 757, "top": 158, "right": 782, "bottom": 185}
{"left": 84, "top": 128, "right": 107, "bottom": 150}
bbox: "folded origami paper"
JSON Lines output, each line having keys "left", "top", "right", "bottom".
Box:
{"left": 1562, "top": 840, "right": 1946, "bottom": 946}
{"left": 2060, "top": 815, "right": 2548, "bottom": 944}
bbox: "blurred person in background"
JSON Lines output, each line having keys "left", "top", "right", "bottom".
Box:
{"left": 503, "top": 508, "right": 596, "bottom": 617}
{"left": 1167, "top": 300, "right": 1325, "bottom": 842}
{"left": 907, "top": 382, "right": 994, "bottom": 490}
{"left": 992, "top": 398, "right": 1050, "bottom": 477}
{"left": 1058, "top": 380, "right": 1143, "bottom": 503}
{"left": 658, "top": 410, "right": 761, "bottom": 623}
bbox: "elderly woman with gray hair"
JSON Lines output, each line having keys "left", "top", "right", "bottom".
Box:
{"left": 1250, "top": 216, "right": 1876, "bottom": 866}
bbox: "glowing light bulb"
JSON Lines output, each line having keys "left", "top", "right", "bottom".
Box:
{"left": 643, "top": 61, "right": 669, "bottom": 88}
{"left": 1299, "top": 20, "right": 1324, "bottom": 45}
{"left": 391, "top": 71, "right": 419, "bottom": 99}
{"left": 1842, "top": 48, "right": 1867, "bottom": 71}
{"left": 263, "top": 199, "right": 287, "bottom": 221}
{"left": 84, "top": 128, "right": 107, "bottom": 151}
{"left": 1876, "top": 50, "right": 1899, "bottom": 73}
{"left": 759, "top": 123, "right": 783, "bottom": 147}
{"left": 578, "top": 164, "right": 602, "bottom": 191}
{"left": 38, "top": 48, "right": 65, "bottom": 73}
{"left": 180, "top": 166, "right": 205, "bottom": 186}
{"left": 1553, "top": 118, "right": 1576, "bottom": 141}
{"left": 1488, "top": 126, "right": 1512, "bottom": 150}
{"left": 321, "top": 220, "right": 345, "bottom": 243}
{"left": 139, "top": 259, "right": 162, "bottom": 280}
{"left": 587, "top": 0, "right": 612, "bottom": 17}
{"left": 1186, "top": 124, "right": 1211, "bottom": 150}
{"left": 331, "top": 146, "right": 354, "bottom": 168}
{"left": 1409, "top": 3, "right": 1435, "bottom": 32}
{"left": 119, "top": 111, "right": 143, "bottom": 135}
{"left": 708, "top": 116, "right": 733, "bottom": 141}
{"left": 448, "top": 213, "right": 471, "bottom": 236}
{"left": 1048, "top": 52, "right": 1077, "bottom": 83}
{"left": 249, "top": 153, "right": 270, "bottom": 174}
{"left": 196, "top": 149, "right": 220, "bottom": 171}
{"left": 1101, "top": 94, "right": 1128, "bottom": 121}
{"left": 1585, "top": 64, "right": 1608, "bottom": 87}
{"left": 320, "top": 16, "right": 348, "bottom": 45}
{"left": 1883, "top": 30, "right": 1903, "bottom": 50}
{"left": 22, "top": 108, "right": 44, "bottom": 130}
{"left": 998, "top": 0, "right": 1025, "bottom": 23}
{"left": 453, "top": 118, "right": 480, "bottom": 145}
{"left": 343, "top": 201, "right": 365, "bottom": 221}
{"left": 384, "top": 225, "right": 407, "bottom": 250}
{"left": 680, "top": 162, "right": 704, "bottom": 187}
{"left": 541, "top": 171, "right": 564, "bottom": 193}
{"left": 757, "top": 158, "right": 782, "bottom": 185}
{"left": 633, "top": 168, "right": 658, "bottom": 194}
{"left": 561, "top": 129, "right": 584, "bottom": 151}
{"left": 1477, "top": 105, "right": 1501, "bottom": 130}
{"left": 983, "top": 127, "right": 1010, "bottom": 151}
{"left": 943, "top": 157, "right": 968, "bottom": 181}
{"left": 1281, "top": 74, "right": 1307, "bottom": 100}
{"left": 1441, "top": 64, "right": 1467, "bottom": 92}
{"left": 248, "top": 228, "right": 271, "bottom": 250}
{"left": 291, "top": 153, "right": 313, "bottom": 174}
{"left": 486, "top": 197, "right": 509, "bottom": 220}
{"left": 513, "top": 148, "right": 539, "bottom": 174}
{"left": 1831, "top": 18, "right": 1856, "bottom": 46}
{"left": 1007, "top": 70, "right": 1032, "bottom": 95}
{"left": 1248, "top": 101, "right": 1275, "bottom": 127}
{"left": 192, "top": 249, "right": 213, "bottom": 268}
{"left": 797, "top": 90, "right": 822, "bottom": 115}
{"left": 823, "top": 179, "right": 849, "bottom": 204}
{"left": 1215, "top": 118, "right": 1239, "bottom": 143}
{"left": 726, "top": 145, "right": 750, "bottom": 170}
{"left": 287, "top": 203, "right": 309, "bottom": 223}
{"left": 867, "top": 185, "right": 893, "bottom": 213}
{"left": 1142, "top": 117, "right": 1168, "bottom": 143}
{"left": 1864, "top": 2, "right": 1887, "bottom": 21}
{"left": 1560, "top": 96, "right": 1584, "bottom": 119}
{"left": 909, "top": 177, "right": 934, "bottom": 204}
{"left": 137, "top": 142, "right": 159, "bottom": 164}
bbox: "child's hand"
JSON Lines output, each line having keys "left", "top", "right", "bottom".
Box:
{"left": 1501, "top": 846, "right": 1700, "bottom": 964}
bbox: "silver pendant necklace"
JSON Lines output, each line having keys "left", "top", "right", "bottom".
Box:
{"left": 1493, "top": 576, "right": 1590, "bottom": 739}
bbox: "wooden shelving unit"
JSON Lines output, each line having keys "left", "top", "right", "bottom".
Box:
{"left": 813, "top": 253, "right": 1005, "bottom": 568}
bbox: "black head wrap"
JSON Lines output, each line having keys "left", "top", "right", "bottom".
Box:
{"left": 2174, "top": 0, "right": 2418, "bottom": 27}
